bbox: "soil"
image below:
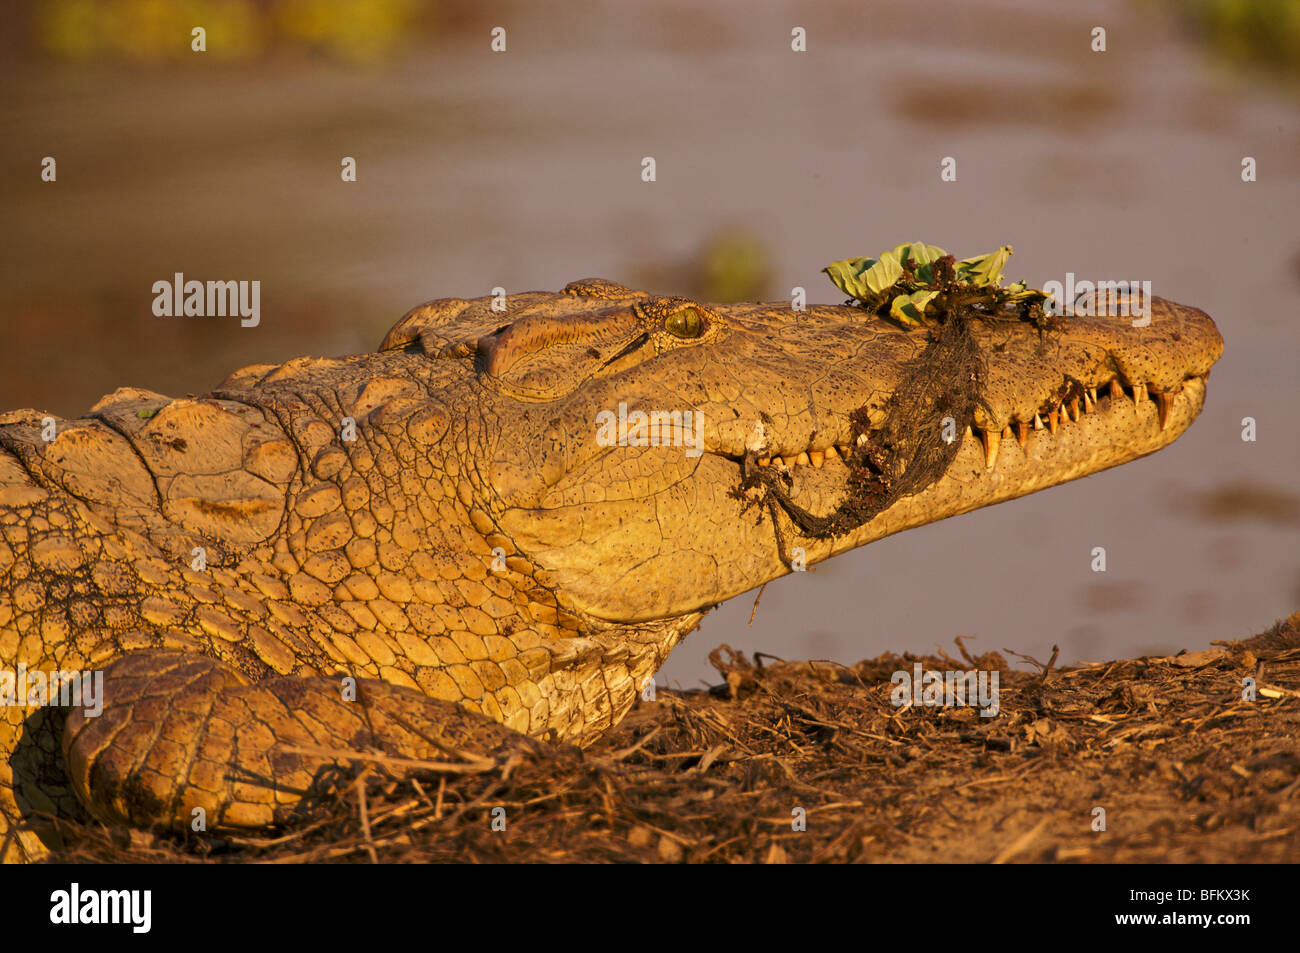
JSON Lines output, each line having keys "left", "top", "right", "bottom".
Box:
{"left": 45, "top": 613, "right": 1300, "bottom": 864}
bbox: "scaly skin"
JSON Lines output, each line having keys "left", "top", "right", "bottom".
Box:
{"left": 0, "top": 278, "right": 1222, "bottom": 861}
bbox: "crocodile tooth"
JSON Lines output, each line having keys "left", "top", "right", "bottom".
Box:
{"left": 980, "top": 429, "right": 1000, "bottom": 469}
{"left": 1015, "top": 421, "right": 1028, "bottom": 447}
{"left": 1109, "top": 379, "right": 1124, "bottom": 401}
{"left": 1047, "top": 410, "right": 1059, "bottom": 434}
{"left": 1033, "top": 413, "right": 1044, "bottom": 431}
{"left": 1133, "top": 382, "right": 1147, "bottom": 405}
{"left": 795, "top": 451, "right": 810, "bottom": 466}
{"left": 809, "top": 450, "right": 825, "bottom": 468}
{"left": 1086, "top": 387, "right": 1098, "bottom": 408}
{"left": 771, "top": 456, "right": 785, "bottom": 467}
{"left": 1001, "top": 425, "right": 1013, "bottom": 440}
{"left": 1068, "top": 397, "right": 1080, "bottom": 421}
{"left": 1156, "top": 391, "right": 1174, "bottom": 430}
{"left": 825, "top": 445, "right": 840, "bottom": 460}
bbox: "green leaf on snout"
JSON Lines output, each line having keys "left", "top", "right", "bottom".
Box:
{"left": 825, "top": 242, "right": 1047, "bottom": 318}
{"left": 892, "top": 242, "right": 947, "bottom": 267}
{"left": 956, "top": 245, "right": 1013, "bottom": 287}
{"left": 889, "top": 290, "right": 940, "bottom": 326}
{"left": 822, "top": 257, "right": 878, "bottom": 302}
{"left": 861, "top": 252, "right": 903, "bottom": 295}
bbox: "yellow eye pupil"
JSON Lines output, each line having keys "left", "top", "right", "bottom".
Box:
{"left": 665, "top": 307, "right": 703, "bottom": 338}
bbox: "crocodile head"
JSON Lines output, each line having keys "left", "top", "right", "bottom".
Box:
{"left": 386, "top": 279, "right": 1222, "bottom": 626}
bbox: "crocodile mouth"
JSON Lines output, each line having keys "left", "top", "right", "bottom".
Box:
{"left": 713, "top": 371, "right": 1211, "bottom": 535}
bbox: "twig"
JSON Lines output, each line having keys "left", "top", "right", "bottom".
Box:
{"left": 355, "top": 775, "right": 378, "bottom": 864}
{"left": 749, "top": 582, "right": 769, "bottom": 626}
{"left": 1039, "top": 645, "right": 1061, "bottom": 687}
{"left": 278, "top": 744, "right": 495, "bottom": 774}
{"left": 410, "top": 778, "right": 435, "bottom": 811}
{"left": 991, "top": 816, "right": 1051, "bottom": 864}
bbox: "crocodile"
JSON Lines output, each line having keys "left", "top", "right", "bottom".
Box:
{"left": 0, "top": 277, "right": 1222, "bottom": 861}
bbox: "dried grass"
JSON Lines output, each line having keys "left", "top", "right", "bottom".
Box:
{"left": 42, "top": 614, "right": 1300, "bottom": 863}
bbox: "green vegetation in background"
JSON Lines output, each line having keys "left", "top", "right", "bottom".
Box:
{"left": 1159, "top": 0, "right": 1300, "bottom": 85}
{"left": 698, "top": 232, "right": 772, "bottom": 303}
{"left": 37, "top": 0, "right": 431, "bottom": 63}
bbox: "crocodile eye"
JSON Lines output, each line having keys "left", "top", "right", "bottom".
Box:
{"left": 664, "top": 307, "right": 704, "bottom": 339}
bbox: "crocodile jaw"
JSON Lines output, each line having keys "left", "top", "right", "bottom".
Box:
{"left": 512, "top": 374, "right": 1208, "bottom": 624}
{"left": 496, "top": 301, "right": 1222, "bottom": 624}
{"left": 801, "top": 373, "right": 1210, "bottom": 563}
